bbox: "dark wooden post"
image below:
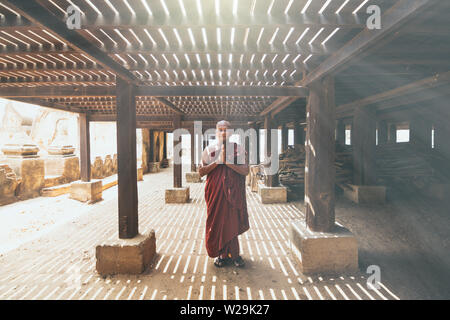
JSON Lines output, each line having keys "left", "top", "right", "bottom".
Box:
{"left": 116, "top": 77, "right": 138, "bottom": 239}
{"left": 410, "top": 115, "right": 432, "bottom": 150}
{"left": 79, "top": 113, "right": 91, "bottom": 182}
{"left": 173, "top": 116, "right": 182, "bottom": 188}
{"left": 435, "top": 118, "right": 450, "bottom": 159}
{"left": 163, "top": 131, "right": 167, "bottom": 160}
{"left": 305, "top": 77, "right": 336, "bottom": 232}
{"left": 281, "top": 123, "right": 288, "bottom": 153}
{"left": 336, "top": 120, "right": 346, "bottom": 147}
{"left": 388, "top": 123, "right": 397, "bottom": 143}
{"left": 256, "top": 125, "right": 260, "bottom": 164}
{"left": 149, "top": 130, "right": 155, "bottom": 162}
{"left": 352, "top": 106, "right": 377, "bottom": 186}
{"left": 190, "top": 128, "right": 196, "bottom": 172}
{"left": 264, "top": 116, "right": 279, "bottom": 187}
{"left": 378, "top": 120, "right": 388, "bottom": 145}
{"left": 294, "top": 122, "right": 305, "bottom": 146}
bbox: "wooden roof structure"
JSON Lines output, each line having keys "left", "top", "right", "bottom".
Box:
{"left": 0, "top": 0, "right": 448, "bottom": 129}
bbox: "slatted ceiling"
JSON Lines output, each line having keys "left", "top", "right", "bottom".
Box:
{"left": 0, "top": 0, "right": 402, "bottom": 121}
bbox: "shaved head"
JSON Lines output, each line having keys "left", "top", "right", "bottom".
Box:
{"left": 216, "top": 120, "right": 231, "bottom": 129}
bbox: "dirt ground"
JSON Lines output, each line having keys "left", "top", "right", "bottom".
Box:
{"left": 292, "top": 191, "right": 450, "bottom": 299}
{"left": 0, "top": 166, "right": 449, "bottom": 300}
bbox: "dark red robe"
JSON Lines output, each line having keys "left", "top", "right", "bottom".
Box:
{"left": 204, "top": 143, "right": 250, "bottom": 258}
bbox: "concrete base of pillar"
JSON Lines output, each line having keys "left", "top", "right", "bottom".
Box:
{"left": 70, "top": 180, "right": 102, "bottom": 204}
{"left": 96, "top": 231, "right": 156, "bottom": 276}
{"left": 257, "top": 185, "right": 287, "bottom": 204}
{"left": 290, "top": 221, "right": 358, "bottom": 275}
{"left": 425, "top": 183, "right": 450, "bottom": 201}
{"left": 186, "top": 172, "right": 202, "bottom": 183}
{"left": 343, "top": 184, "right": 386, "bottom": 204}
{"left": 148, "top": 162, "right": 160, "bottom": 173}
{"left": 165, "top": 187, "right": 190, "bottom": 203}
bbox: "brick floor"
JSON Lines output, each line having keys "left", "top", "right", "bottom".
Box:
{"left": 0, "top": 167, "right": 400, "bottom": 300}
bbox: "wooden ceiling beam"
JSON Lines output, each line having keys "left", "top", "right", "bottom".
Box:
{"left": 302, "top": 0, "right": 439, "bottom": 86}
{"left": 4, "top": 0, "right": 137, "bottom": 84}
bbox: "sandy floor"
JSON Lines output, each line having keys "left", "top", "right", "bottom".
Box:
{"left": 0, "top": 166, "right": 448, "bottom": 300}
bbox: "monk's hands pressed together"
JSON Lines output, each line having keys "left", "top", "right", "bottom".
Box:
{"left": 219, "top": 144, "right": 226, "bottom": 164}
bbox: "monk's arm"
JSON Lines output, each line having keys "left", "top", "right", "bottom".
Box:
{"left": 225, "top": 148, "right": 249, "bottom": 176}
{"left": 199, "top": 161, "right": 219, "bottom": 177}
{"left": 225, "top": 162, "right": 249, "bottom": 176}
{"left": 199, "top": 148, "right": 219, "bottom": 177}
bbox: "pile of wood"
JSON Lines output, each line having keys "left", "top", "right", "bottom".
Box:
{"left": 277, "top": 145, "right": 353, "bottom": 191}
{"left": 376, "top": 143, "right": 447, "bottom": 190}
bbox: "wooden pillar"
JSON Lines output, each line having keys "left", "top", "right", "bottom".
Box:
{"left": 435, "top": 119, "right": 450, "bottom": 160}
{"left": 305, "top": 77, "right": 336, "bottom": 232}
{"left": 410, "top": 115, "right": 432, "bottom": 150}
{"left": 378, "top": 120, "right": 388, "bottom": 145}
{"left": 281, "top": 123, "right": 288, "bottom": 152}
{"left": 173, "top": 116, "right": 182, "bottom": 188}
{"left": 190, "top": 128, "right": 196, "bottom": 172}
{"left": 294, "top": 122, "right": 305, "bottom": 146}
{"left": 264, "top": 116, "right": 278, "bottom": 187}
{"left": 163, "top": 132, "right": 167, "bottom": 160}
{"left": 256, "top": 125, "right": 260, "bottom": 164}
{"left": 352, "top": 106, "right": 377, "bottom": 186}
{"left": 79, "top": 113, "right": 91, "bottom": 182}
{"left": 388, "top": 123, "right": 397, "bottom": 143}
{"left": 149, "top": 130, "right": 155, "bottom": 162}
{"left": 336, "top": 120, "right": 346, "bottom": 147}
{"left": 116, "top": 78, "right": 138, "bottom": 239}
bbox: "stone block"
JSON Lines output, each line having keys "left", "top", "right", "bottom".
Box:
{"left": 3, "top": 157, "right": 45, "bottom": 200}
{"left": 0, "top": 164, "right": 19, "bottom": 205}
{"left": 165, "top": 187, "right": 190, "bottom": 203}
{"left": 103, "top": 155, "right": 114, "bottom": 178}
{"left": 41, "top": 183, "right": 71, "bottom": 197}
{"left": 70, "top": 180, "right": 102, "bottom": 203}
{"left": 186, "top": 172, "right": 202, "bottom": 183}
{"left": 96, "top": 231, "right": 156, "bottom": 276}
{"left": 343, "top": 185, "right": 386, "bottom": 204}
{"left": 290, "top": 220, "right": 358, "bottom": 275}
{"left": 137, "top": 167, "right": 144, "bottom": 181}
{"left": 258, "top": 185, "right": 287, "bottom": 204}
{"left": 148, "top": 162, "right": 160, "bottom": 173}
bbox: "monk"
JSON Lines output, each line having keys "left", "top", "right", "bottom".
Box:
{"left": 199, "top": 121, "right": 250, "bottom": 268}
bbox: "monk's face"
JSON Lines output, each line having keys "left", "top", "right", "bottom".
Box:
{"left": 216, "top": 123, "right": 231, "bottom": 143}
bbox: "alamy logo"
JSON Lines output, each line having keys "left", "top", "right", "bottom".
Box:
{"left": 367, "top": 5, "right": 382, "bottom": 30}
{"left": 66, "top": 5, "right": 81, "bottom": 30}
{"left": 366, "top": 265, "right": 381, "bottom": 290}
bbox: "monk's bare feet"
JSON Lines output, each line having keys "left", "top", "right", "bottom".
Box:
{"left": 233, "top": 256, "right": 245, "bottom": 268}
{"left": 214, "top": 257, "right": 230, "bottom": 268}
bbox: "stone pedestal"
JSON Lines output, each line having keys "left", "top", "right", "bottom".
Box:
{"left": 70, "top": 180, "right": 102, "bottom": 204}
{"left": 148, "top": 162, "right": 160, "bottom": 173}
{"left": 96, "top": 231, "right": 156, "bottom": 276}
{"left": 343, "top": 184, "right": 386, "bottom": 204}
{"left": 3, "top": 157, "right": 45, "bottom": 200}
{"left": 290, "top": 220, "right": 358, "bottom": 275}
{"left": 44, "top": 155, "right": 80, "bottom": 183}
{"left": 186, "top": 172, "right": 202, "bottom": 183}
{"left": 165, "top": 187, "right": 190, "bottom": 203}
{"left": 137, "top": 167, "right": 144, "bottom": 181}
{"left": 91, "top": 156, "right": 104, "bottom": 179}
{"left": 0, "top": 164, "right": 19, "bottom": 205}
{"left": 258, "top": 185, "right": 287, "bottom": 204}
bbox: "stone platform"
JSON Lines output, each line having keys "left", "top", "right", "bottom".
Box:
{"left": 290, "top": 221, "right": 358, "bottom": 275}
{"left": 96, "top": 231, "right": 156, "bottom": 276}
